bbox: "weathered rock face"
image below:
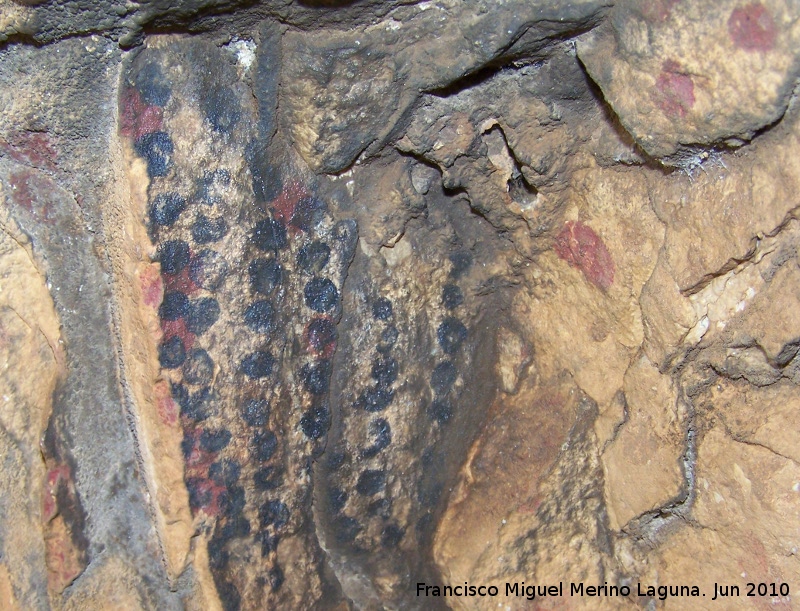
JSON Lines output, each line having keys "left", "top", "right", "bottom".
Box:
{"left": 1, "top": 1, "right": 799, "bottom": 610}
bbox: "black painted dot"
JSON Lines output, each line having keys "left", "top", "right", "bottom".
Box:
{"left": 220, "top": 485, "right": 246, "bottom": 518}
{"left": 418, "top": 483, "right": 442, "bottom": 507}
{"left": 159, "top": 336, "right": 185, "bottom": 368}
{"left": 135, "top": 131, "right": 173, "bottom": 178}
{"left": 381, "top": 523, "right": 404, "bottom": 548}
{"left": 134, "top": 62, "right": 171, "bottom": 106}
{"left": 248, "top": 258, "right": 282, "bottom": 295}
{"left": 159, "top": 292, "right": 189, "bottom": 321}
{"left": 358, "top": 386, "right": 394, "bottom": 412}
{"left": 300, "top": 403, "right": 330, "bottom": 440}
{"left": 186, "top": 297, "right": 220, "bottom": 335}
{"left": 221, "top": 514, "right": 251, "bottom": 539}
{"left": 254, "top": 466, "right": 283, "bottom": 490}
{"left": 430, "top": 361, "right": 457, "bottom": 396}
{"left": 370, "top": 418, "right": 391, "bottom": 448}
{"left": 252, "top": 218, "right": 287, "bottom": 251}
{"left": 180, "top": 434, "right": 194, "bottom": 460}
{"left": 290, "top": 196, "right": 327, "bottom": 232}
{"left": 183, "top": 348, "right": 214, "bottom": 385}
{"left": 189, "top": 249, "right": 228, "bottom": 291}
{"left": 209, "top": 459, "right": 241, "bottom": 487}
{"left": 242, "top": 398, "right": 270, "bottom": 427}
{"left": 297, "top": 241, "right": 330, "bottom": 273}
{"left": 428, "top": 398, "right": 453, "bottom": 424}
{"left": 377, "top": 325, "right": 399, "bottom": 352}
{"left": 449, "top": 250, "right": 473, "bottom": 278}
{"left": 301, "top": 360, "right": 331, "bottom": 395}
{"left": 259, "top": 532, "right": 280, "bottom": 556}
{"left": 356, "top": 469, "right": 386, "bottom": 496}
{"left": 216, "top": 581, "right": 241, "bottom": 611}
{"left": 268, "top": 566, "right": 284, "bottom": 592}
{"left": 200, "top": 429, "right": 231, "bottom": 453}
{"left": 372, "top": 297, "right": 393, "bottom": 321}
{"left": 207, "top": 534, "right": 230, "bottom": 571}
{"left": 204, "top": 87, "right": 241, "bottom": 133}
{"left": 259, "top": 500, "right": 290, "bottom": 529}
{"left": 244, "top": 300, "right": 275, "bottom": 334}
{"left": 361, "top": 418, "right": 391, "bottom": 459}
{"left": 242, "top": 351, "right": 274, "bottom": 379}
{"left": 174, "top": 383, "right": 211, "bottom": 422}
{"left": 252, "top": 430, "right": 278, "bottom": 462}
{"left": 442, "top": 284, "right": 464, "bottom": 309}
{"left": 308, "top": 318, "right": 337, "bottom": 352}
{"left": 150, "top": 192, "right": 186, "bottom": 227}
{"left": 367, "top": 498, "right": 392, "bottom": 519}
{"left": 327, "top": 450, "right": 347, "bottom": 471}
{"left": 158, "top": 240, "right": 190, "bottom": 275}
{"left": 371, "top": 356, "right": 398, "bottom": 386}
{"left": 191, "top": 214, "right": 228, "bottom": 244}
{"left": 437, "top": 317, "right": 467, "bottom": 354}
{"left": 186, "top": 477, "right": 211, "bottom": 512}
{"left": 334, "top": 516, "right": 361, "bottom": 543}
{"left": 328, "top": 488, "right": 347, "bottom": 514}
{"left": 304, "top": 278, "right": 339, "bottom": 313}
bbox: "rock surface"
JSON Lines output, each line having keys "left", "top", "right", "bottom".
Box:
{"left": 1, "top": 1, "right": 799, "bottom": 609}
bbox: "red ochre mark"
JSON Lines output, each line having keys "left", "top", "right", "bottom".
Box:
{"left": 729, "top": 3, "right": 776, "bottom": 52}
{"left": 182, "top": 427, "right": 228, "bottom": 517}
{"left": 0, "top": 131, "right": 58, "bottom": 171}
{"left": 654, "top": 60, "right": 695, "bottom": 118}
{"left": 272, "top": 180, "right": 309, "bottom": 233}
{"left": 305, "top": 317, "right": 338, "bottom": 359}
{"left": 140, "top": 264, "right": 164, "bottom": 308}
{"left": 120, "top": 88, "right": 164, "bottom": 140}
{"left": 43, "top": 464, "right": 71, "bottom": 523}
{"left": 154, "top": 380, "right": 178, "bottom": 426}
{"left": 554, "top": 221, "right": 615, "bottom": 291}
{"left": 161, "top": 318, "right": 195, "bottom": 350}
{"left": 8, "top": 169, "right": 57, "bottom": 223}
{"left": 162, "top": 265, "right": 200, "bottom": 296}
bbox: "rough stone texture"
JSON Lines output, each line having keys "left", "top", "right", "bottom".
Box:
{"left": 578, "top": 0, "right": 800, "bottom": 163}
{"left": 1, "top": 1, "right": 800, "bottom": 609}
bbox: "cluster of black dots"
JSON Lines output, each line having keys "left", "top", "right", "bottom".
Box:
{"left": 296, "top": 220, "right": 357, "bottom": 443}
{"left": 427, "top": 251, "right": 471, "bottom": 423}
{"left": 129, "top": 56, "right": 296, "bottom": 608}
{"left": 324, "top": 295, "right": 406, "bottom": 550}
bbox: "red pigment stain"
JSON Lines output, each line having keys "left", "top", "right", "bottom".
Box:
{"left": 182, "top": 427, "right": 228, "bottom": 517}
{"left": 272, "top": 180, "right": 309, "bottom": 233}
{"left": 729, "top": 3, "right": 776, "bottom": 52}
{"left": 119, "top": 88, "right": 163, "bottom": 139}
{"left": 140, "top": 264, "right": 164, "bottom": 308}
{"left": 554, "top": 221, "right": 615, "bottom": 291}
{"left": 305, "top": 317, "right": 337, "bottom": 359}
{"left": 0, "top": 131, "right": 58, "bottom": 171}
{"left": 154, "top": 380, "right": 178, "bottom": 426}
{"left": 162, "top": 265, "right": 200, "bottom": 296}
{"left": 8, "top": 169, "right": 57, "bottom": 223}
{"left": 161, "top": 318, "right": 195, "bottom": 350}
{"left": 42, "top": 464, "right": 71, "bottom": 523}
{"left": 654, "top": 60, "right": 695, "bottom": 118}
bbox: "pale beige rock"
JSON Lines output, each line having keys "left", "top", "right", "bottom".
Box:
{"left": 641, "top": 423, "right": 799, "bottom": 609}
{"left": 602, "top": 353, "right": 685, "bottom": 530}
{"left": 0, "top": 208, "right": 62, "bottom": 607}
{"left": 578, "top": 0, "right": 800, "bottom": 160}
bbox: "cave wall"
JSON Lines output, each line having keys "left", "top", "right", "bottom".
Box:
{"left": 0, "top": 0, "right": 799, "bottom": 609}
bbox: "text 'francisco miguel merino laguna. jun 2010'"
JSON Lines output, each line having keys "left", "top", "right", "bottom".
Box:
{"left": 415, "top": 580, "right": 791, "bottom": 602}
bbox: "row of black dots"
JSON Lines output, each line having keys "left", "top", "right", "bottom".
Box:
{"left": 333, "top": 295, "right": 404, "bottom": 548}
{"left": 427, "top": 251, "right": 472, "bottom": 423}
